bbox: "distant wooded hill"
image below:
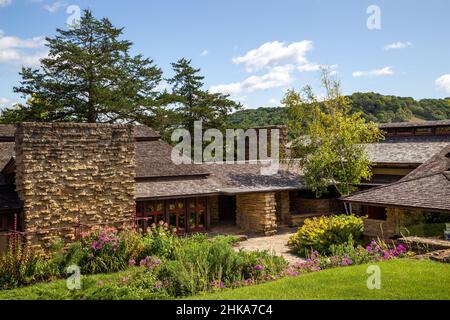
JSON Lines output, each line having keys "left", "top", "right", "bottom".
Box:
{"left": 227, "top": 92, "right": 450, "bottom": 128}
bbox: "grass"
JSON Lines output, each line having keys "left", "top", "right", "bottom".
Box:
{"left": 191, "top": 259, "right": 450, "bottom": 300}
{"left": 0, "top": 268, "right": 146, "bottom": 300}
{"left": 1, "top": 259, "right": 449, "bottom": 300}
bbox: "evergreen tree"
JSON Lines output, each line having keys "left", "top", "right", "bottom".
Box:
{"left": 0, "top": 10, "right": 165, "bottom": 126}
{"left": 167, "top": 58, "right": 241, "bottom": 133}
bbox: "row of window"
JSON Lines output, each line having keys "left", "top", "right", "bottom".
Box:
{"left": 385, "top": 126, "right": 450, "bottom": 136}
{"left": 136, "top": 197, "right": 207, "bottom": 233}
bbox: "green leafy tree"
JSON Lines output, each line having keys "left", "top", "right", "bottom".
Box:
{"left": 284, "top": 69, "right": 384, "bottom": 198}
{"left": 167, "top": 58, "right": 241, "bottom": 134}
{"left": 0, "top": 10, "right": 166, "bottom": 127}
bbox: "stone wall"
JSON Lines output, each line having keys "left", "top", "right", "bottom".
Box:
{"left": 363, "top": 208, "right": 397, "bottom": 239}
{"left": 208, "top": 195, "right": 219, "bottom": 225}
{"left": 293, "top": 197, "right": 344, "bottom": 215}
{"left": 236, "top": 192, "right": 277, "bottom": 235}
{"left": 275, "top": 191, "right": 290, "bottom": 225}
{"left": 15, "top": 123, "right": 136, "bottom": 251}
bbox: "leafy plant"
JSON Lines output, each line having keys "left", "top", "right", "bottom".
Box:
{"left": 288, "top": 214, "right": 364, "bottom": 256}
{"left": 0, "top": 241, "right": 59, "bottom": 289}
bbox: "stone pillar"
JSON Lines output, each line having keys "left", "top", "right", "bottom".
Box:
{"left": 279, "top": 191, "right": 290, "bottom": 224}
{"left": 386, "top": 207, "right": 404, "bottom": 237}
{"left": 236, "top": 192, "right": 277, "bottom": 235}
{"left": 208, "top": 195, "right": 219, "bottom": 225}
{"left": 15, "top": 123, "right": 136, "bottom": 251}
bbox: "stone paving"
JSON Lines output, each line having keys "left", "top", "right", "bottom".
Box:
{"left": 233, "top": 227, "right": 302, "bottom": 263}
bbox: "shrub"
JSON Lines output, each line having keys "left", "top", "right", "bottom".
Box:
{"left": 288, "top": 214, "right": 364, "bottom": 256}
{"left": 145, "top": 221, "right": 177, "bottom": 259}
{"left": 0, "top": 242, "right": 59, "bottom": 289}
{"left": 69, "top": 265, "right": 170, "bottom": 300}
{"left": 156, "top": 236, "right": 287, "bottom": 297}
{"left": 67, "top": 226, "right": 142, "bottom": 274}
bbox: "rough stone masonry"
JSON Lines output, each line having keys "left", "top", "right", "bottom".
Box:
{"left": 14, "top": 123, "right": 136, "bottom": 251}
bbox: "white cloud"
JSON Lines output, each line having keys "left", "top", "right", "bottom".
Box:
{"left": 0, "top": 0, "right": 12, "bottom": 7}
{"left": 383, "top": 41, "right": 412, "bottom": 51}
{"left": 0, "top": 31, "right": 47, "bottom": 67}
{"left": 43, "top": 1, "right": 67, "bottom": 13}
{"left": 435, "top": 74, "right": 450, "bottom": 93}
{"left": 232, "top": 40, "right": 319, "bottom": 72}
{"left": 200, "top": 49, "right": 209, "bottom": 56}
{"left": 352, "top": 66, "right": 394, "bottom": 78}
{"left": 210, "top": 65, "right": 295, "bottom": 95}
{"left": 0, "top": 97, "right": 17, "bottom": 108}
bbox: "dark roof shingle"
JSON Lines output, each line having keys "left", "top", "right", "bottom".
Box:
{"left": 343, "top": 145, "right": 450, "bottom": 212}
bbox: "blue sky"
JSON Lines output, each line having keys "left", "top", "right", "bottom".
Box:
{"left": 0, "top": 0, "right": 450, "bottom": 109}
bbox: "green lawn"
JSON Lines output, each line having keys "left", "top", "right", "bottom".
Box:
{"left": 191, "top": 259, "right": 450, "bottom": 300}
{"left": 1, "top": 259, "right": 449, "bottom": 300}
{"left": 0, "top": 268, "right": 144, "bottom": 300}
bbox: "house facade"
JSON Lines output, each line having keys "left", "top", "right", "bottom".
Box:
{"left": 0, "top": 120, "right": 449, "bottom": 252}
{"left": 0, "top": 122, "right": 310, "bottom": 252}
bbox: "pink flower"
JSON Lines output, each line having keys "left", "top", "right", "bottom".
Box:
{"left": 97, "top": 280, "right": 104, "bottom": 286}
{"left": 128, "top": 259, "right": 136, "bottom": 266}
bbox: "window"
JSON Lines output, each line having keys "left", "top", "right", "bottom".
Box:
{"left": 436, "top": 126, "right": 450, "bottom": 135}
{"left": 137, "top": 197, "right": 207, "bottom": 233}
{"left": 415, "top": 127, "right": 433, "bottom": 135}
{"left": 396, "top": 128, "right": 414, "bottom": 135}
{"left": 188, "top": 198, "right": 207, "bottom": 231}
{"left": 167, "top": 199, "right": 186, "bottom": 232}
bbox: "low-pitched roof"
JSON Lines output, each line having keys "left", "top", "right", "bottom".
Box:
{"left": 365, "top": 142, "right": 449, "bottom": 165}
{"left": 135, "top": 161, "right": 307, "bottom": 199}
{"left": 342, "top": 145, "right": 450, "bottom": 213}
{"left": 379, "top": 120, "right": 450, "bottom": 129}
{"left": 136, "top": 176, "right": 221, "bottom": 200}
{"left": 0, "top": 142, "right": 15, "bottom": 170}
{"left": 206, "top": 162, "right": 306, "bottom": 194}
{"left": 135, "top": 140, "right": 209, "bottom": 178}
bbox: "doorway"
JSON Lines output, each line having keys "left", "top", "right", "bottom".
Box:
{"left": 218, "top": 195, "right": 236, "bottom": 223}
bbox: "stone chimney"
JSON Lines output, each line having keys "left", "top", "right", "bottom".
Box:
{"left": 15, "top": 123, "right": 136, "bottom": 250}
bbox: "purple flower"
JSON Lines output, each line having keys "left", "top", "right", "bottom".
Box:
{"left": 210, "top": 280, "right": 224, "bottom": 289}
{"left": 154, "top": 281, "right": 163, "bottom": 289}
{"left": 128, "top": 259, "right": 136, "bottom": 266}
{"left": 253, "top": 265, "right": 264, "bottom": 271}
{"left": 396, "top": 244, "right": 407, "bottom": 254}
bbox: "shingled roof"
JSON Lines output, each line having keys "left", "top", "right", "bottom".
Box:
{"left": 342, "top": 145, "right": 450, "bottom": 213}
{"left": 379, "top": 120, "right": 450, "bottom": 129}
{"left": 365, "top": 142, "right": 449, "bottom": 164}
{"left": 135, "top": 140, "right": 209, "bottom": 178}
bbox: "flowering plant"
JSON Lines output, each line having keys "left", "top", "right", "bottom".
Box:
{"left": 366, "top": 240, "right": 408, "bottom": 260}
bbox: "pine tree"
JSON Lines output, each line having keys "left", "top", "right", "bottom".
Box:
{"left": 168, "top": 58, "right": 241, "bottom": 133}
{"left": 1, "top": 10, "right": 164, "bottom": 125}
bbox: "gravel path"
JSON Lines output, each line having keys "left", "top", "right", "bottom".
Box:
{"left": 233, "top": 228, "right": 302, "bottom": 263}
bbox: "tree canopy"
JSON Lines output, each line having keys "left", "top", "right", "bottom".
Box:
{"left": 284, "top": 70, "right": 384, "bottom": 198}
{"left": 227, "top": 93, "right": 450, "bottom": 130}
{"left": 0, "top": 11, "right": 239, "bottom": 142}
{"left": 167, "top": 58, "right": 241, "bottom": 134}
{"left": 1, "top": 10, "right": 166, "bottom": 126}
